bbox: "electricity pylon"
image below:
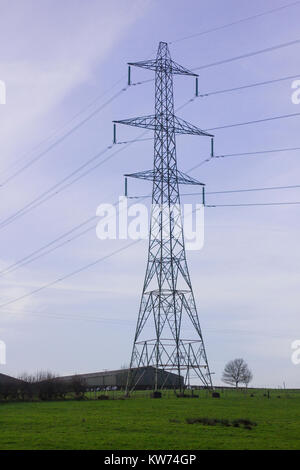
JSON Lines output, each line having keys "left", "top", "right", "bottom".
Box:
{"left": 114, "top": 42, "right": 213, "bottom": 392}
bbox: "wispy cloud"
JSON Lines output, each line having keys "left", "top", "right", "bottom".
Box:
{"left": 0, "top": 0, "right": 149, "bottom": 162}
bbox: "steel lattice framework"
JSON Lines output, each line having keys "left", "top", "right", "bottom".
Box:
{"left": 114, "top": 42, "right": 213, "bottom": 392}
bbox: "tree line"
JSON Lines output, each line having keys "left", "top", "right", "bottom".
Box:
{"left": 0, "top": 371, "right": 87, "bottom": 401}
{"left": 0, "top": 358, "right": 253, "bottom": 401}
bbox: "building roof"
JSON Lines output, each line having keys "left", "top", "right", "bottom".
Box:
{"left": 0, "top": 373, "right": 24, "bottom": 384}
{"left": 58, "top": 366, "right": 180, "bottom": 381}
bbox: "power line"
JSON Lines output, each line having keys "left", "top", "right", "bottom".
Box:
{"left": 0, "top": 146, "right": 112, "bottom": 229}
{"left": 0, "top": 239, "right": 141, "bottom": 309}
{"left": 0, "top": 77, "right": 127, "bottom": 180}
{"left": 0, "top": 159, "right": 213, "bottom": 306}
{"left": 0, "top": 41, "right": 300, "bottom": 307}
{"left": 0, "top": 214, "right": 97, "bottom": 276}
{"left": 127, "top": 147, "right": 300, "bottom": 199}
{"left": 0, "top": 46, "right": 158, "bottom": 186}
{"left": 1, "top": 306, "right": 295, "bottom": 339}
{"left": 1, "top": 26, "right": 295, "bottom": 193}
{"left": 180, "top": 184, "right": 300, "bottom": 197}
{"left": 4, "top": 303, "right": 292, "bottom": 339}
{"left": 0, "top": 99, "right": 193, "bottom": 230}
{"left": 0, "top": 156, "right": 219, "bottom": 277}
{"left": 0, "top": 47, "right": 159, "bottom": 185}
{"left": 197, "top": 73, "right": 300, "bottom": 98}
{"left": 123, "top": 39, "right": 300, "bottom": 93}
{"left": 187, "top": 157, "right": 213, "bottom": 173}
{"left": 192, "top": 38, "right": 300, "bottom": 72}
{"left": 206, "top": 111, "right": 300, "bottom": 132}
{"left": 8, "top": 43, "right": 288, "bottom": 201}
{"left": 0, "top": 88, "right": 127, "bottom": 188}
{"left": 0, "top": 198, "right": 125, "bottom": 277}
{"left": 1, "top": 190, "right": 298, "bottom": 307}
{"left": 185, "top": 145, "right": 300, "bottom": 174}
{"left": 114, "top": 112, "right": 300, "bottom": 144}
{"left": 0, "top": 35, "right": 293, "bottom": 189}
{"left": 170, "top": 1, "right": 300, "bottom": 44}
{"left": 207, "top": 184, "right": 300, "bottom": 195}
{"left": 1, "top": 306, "right": 135, "bottom": 325}
{"left": 207, "top": 201, "right": 300, "bottom": 207}
{"left": 0, "top": 192, "right": 150, "bottom": 277}
{"left": 0, "top": 222, "right": 96, "bottom": 276}
{"left": 0, "top": 129, "right": 150, "bottom": 231}
{"left": 212, "top": 146, "right": 300, "bottom": 159}
{"left": 129, "top": 184, "right": 300, "bottom": 200}
{"left": 130, "top": 78, "right": 154, "bottom": 87}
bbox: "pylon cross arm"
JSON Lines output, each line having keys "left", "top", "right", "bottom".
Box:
{"left": 124, "top": 169, "right": 205, "bottom": 186}
{"left": 128, "top": 59, "right": 197, "bottom": 77}
{"left": 174, "top": 116, "right": 213, "bottom": 137}
{"left": 113, "top": 115, "right": 156, "bottom": 130}
{"left": 114, "top": 114, "right": 213, "bottom": 137}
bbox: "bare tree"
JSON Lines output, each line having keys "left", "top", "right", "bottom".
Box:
{"left": 1, "top": 371, "right": 79, "bottom": 402}
{"left": 222, "top": 358, "right": 253, "bottom": 388}
{"left": 18, "top": 373, "right": 36, "bottom": 401}
{"left": 242, "top": 368, "right": 253, "bottom": 388}
{"left": 34, "top": 371, "right": 63, "bottom": 400}
{"left": 70, "top": 375, "right": 87, "bottom": 399}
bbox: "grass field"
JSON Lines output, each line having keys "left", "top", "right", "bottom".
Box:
{"left": 0, "top": 389, "right": 300, "bottom": 450}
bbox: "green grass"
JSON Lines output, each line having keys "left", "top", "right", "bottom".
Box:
{"left": 0, "top": 389, "right": 300, "bottom": 450}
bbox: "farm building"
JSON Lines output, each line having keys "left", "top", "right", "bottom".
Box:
{"left": 58, "top": 366, "right": 184, "bottom": 390}
{"left": 0, "top": 367, "right": 184, "bottom": 391}
{"left": 0, "top": 373, "right": 23, "bottom": 386}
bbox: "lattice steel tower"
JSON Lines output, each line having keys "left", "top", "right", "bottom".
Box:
{"left": 114, "top": 42, "right": 213, "bottom": 391}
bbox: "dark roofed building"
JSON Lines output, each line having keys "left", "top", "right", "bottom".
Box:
{"left": 0, "top": 373, "right": 23, "bottom": 386}
{"left": 58, "top": 366, "right": 183, "bottom": 390}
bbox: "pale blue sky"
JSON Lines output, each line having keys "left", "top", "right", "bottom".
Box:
{"left": 0, "top": 0, "right": 300, "bottom": 388}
